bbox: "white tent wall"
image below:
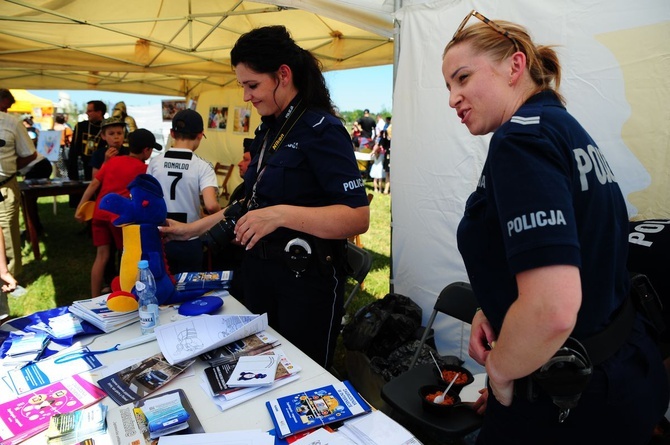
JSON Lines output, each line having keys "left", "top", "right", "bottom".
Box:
{"left": 391, "top": 0, "right": 670, "bottom": 370}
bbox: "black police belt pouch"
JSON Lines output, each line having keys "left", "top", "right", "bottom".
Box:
{"left": 283, "top": 237, "right": 346, "bottom": 277}
{"left": 629, "top": 272, "right": 666, "bottom": 336}
{"left": 530, "top": 337, "right": 593, "bottom": 422}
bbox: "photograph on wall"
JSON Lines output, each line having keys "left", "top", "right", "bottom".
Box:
{"left": 162, "top": 100, "right": 187, "bottom": 121}
{"left": 208, "top": 106, "right": 229, "bottom": 130}
{"left": 233, "top": 107, "right": 251, "bottom": 134}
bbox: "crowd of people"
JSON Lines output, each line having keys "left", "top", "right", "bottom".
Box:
{"left": 351, "top": 109, "right": 391, "bottom": 195}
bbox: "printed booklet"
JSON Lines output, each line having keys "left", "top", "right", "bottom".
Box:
{"left": 97, "top": 352, "right": 195, "bottom": 405}
{"left": 265, "top": 380, "right": 372, "bottom": 439}
{"left": 0, "top": 374, "right": 107, "bottom": 445}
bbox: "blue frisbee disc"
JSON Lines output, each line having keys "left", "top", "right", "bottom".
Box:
{"left": 178, "top": 296, "right": 224, "bottom": 316}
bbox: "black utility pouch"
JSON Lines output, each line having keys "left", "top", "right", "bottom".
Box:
{"left": 630, "top": 273, "right": 666, "bottom": 335}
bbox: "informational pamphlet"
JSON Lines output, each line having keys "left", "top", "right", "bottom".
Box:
{"left": 0, "top": 374, "right": 106, "bottom": 445}
{"left": 97, "top": 352, "right": 195, "bottom": 405}
{"left": 265, "top": 380, "right": 372, "bottom": 439}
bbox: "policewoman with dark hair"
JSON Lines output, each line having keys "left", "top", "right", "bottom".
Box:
{"left": 442, "top": 11, "right": 668, "bottom": 444}
{"left": 160, "top": 25, "right": 369, "bottom": 368}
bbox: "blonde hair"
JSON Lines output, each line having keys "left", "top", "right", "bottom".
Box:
{"left": 444, "top": 19, "right": 565, "bottom": 104}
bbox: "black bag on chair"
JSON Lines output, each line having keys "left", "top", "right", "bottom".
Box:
{"left": 342, "top": 293, "right": 422, "bottom": 359}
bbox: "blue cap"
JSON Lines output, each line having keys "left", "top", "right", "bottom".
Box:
{"left": 138, "top": 260, "right": 149, "bottom": 269}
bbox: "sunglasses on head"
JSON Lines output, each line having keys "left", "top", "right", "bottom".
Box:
{"left": 452, "top": 10, "right": 520, "bottom": 52}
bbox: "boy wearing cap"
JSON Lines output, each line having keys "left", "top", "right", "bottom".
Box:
{"left": 147, "top": 109, "right": 220, "bottom": 273}
{"left": 75, "top": 121, "right": 160, "bottom": 297}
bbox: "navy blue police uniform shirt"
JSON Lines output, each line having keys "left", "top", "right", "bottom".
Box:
{"left": 244, "top": 98, "right": 368, "bottom": 242}
{"left": 457, "top": 91, "right": 630, "bottom": 338}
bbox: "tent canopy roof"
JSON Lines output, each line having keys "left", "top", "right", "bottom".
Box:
{"left": 0, "top": 0, "right": 395, "bottom": 97}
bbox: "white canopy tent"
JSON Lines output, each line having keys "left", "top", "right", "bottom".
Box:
{"left": 392, "top": 0, "right": 670, "bottom": 369}
{"left": 0, "top": 0, "right": 396, "bottom": 193}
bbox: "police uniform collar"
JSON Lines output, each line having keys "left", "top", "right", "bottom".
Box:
{"left": 260, "top": 95, "right": 303, "bottom": 129}
{"left": 524, "top": 90, "right": 563, "bottom": 108}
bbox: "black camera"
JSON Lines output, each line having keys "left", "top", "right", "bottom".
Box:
{"left": 201, "top": 199, "right": 247, "bottom": 250}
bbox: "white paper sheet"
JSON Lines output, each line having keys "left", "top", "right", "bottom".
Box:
{"left": 155, "top": 313, "right": 268, "bottom": 365}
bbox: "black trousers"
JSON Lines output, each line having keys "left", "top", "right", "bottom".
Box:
{"left": 242, "top": 253, "right": 345, "bottom": 369}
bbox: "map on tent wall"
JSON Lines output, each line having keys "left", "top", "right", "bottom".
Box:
{"left": 162, "top": 100, "right": 187, "bottom": 121}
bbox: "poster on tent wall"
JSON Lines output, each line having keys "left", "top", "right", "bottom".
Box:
{"left": 36, "top": 130, "right": 61, "bottom": 162}
{"left": 392, "top": 0, "right": 670, "bottom": 369}
{"left": 233, "top": 107, "right": 251, "bottom": 134}
{"left": 208, "top": 106, "right": 228, "bottom": 130}
{"left": 161, "top": 100, "right": 187, "bottom": 121}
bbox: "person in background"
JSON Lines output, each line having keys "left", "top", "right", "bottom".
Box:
{"left": 357, "top": 108, "right": 376, "bottom": 140}
{"left": 228, "top": 137, "right": 254, "bottom": 205}
{"left": 111, "top": 101, "right": 137, "bottom": 134}
{"left": 75, "top": 121, "right": 157, "bottom": 297}
{"left": 147, "top": 109, "right": 220, "bottom": 274}
{"left": 380, "top": 116, "right": 391, "bottom": 195}
{"left": 0, "top": 89, "right": 14, "bottom": 113}
{"left": 53, "top": 114, "right": 73, "bottom": 178}
{"left": 0, "top": 101, "right": 37, "bottom": 318}
{"left": 443, "top": 11, "right": 667, "bottom": 444}
{"left": 160, "top": 25, "right": 369, "bottom": 369}
{"left": 69, "top": 100, "right": 105, "bottom": 182}
{"left": 0, "top": 227, "right": 18, "bottom": 322}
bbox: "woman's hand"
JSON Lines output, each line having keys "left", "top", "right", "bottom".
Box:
{"left": 471, "top": 387, "right": 489, "bottom": 415}
{"left": 234, "top": 207, "right": 283, "bottom": 250}
{"left": 158, "top": 218, "right": 195, "bottom": 242}
{"left": 469, "top": 309, "right": 496, "bottom": 366}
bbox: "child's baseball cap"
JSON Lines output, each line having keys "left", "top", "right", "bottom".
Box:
{"left": 171, "top": 109, "right": 204, "bottom": 135}
{"left": 129, "top": 128, "right": 162, "bottom": 151}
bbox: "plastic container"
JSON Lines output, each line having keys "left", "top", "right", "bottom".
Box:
{"left": 418, "top": 385, "right": 461, "bottom": 414}
{"left": 433, "top": 364, "right": 475, "bottom": 394}
{"left": 136, "top": 260, "right": 159, "bottom": 335}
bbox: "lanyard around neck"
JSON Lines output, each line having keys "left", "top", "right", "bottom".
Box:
{"left": 248, "top": 100, "right": 307, "bottom": 210}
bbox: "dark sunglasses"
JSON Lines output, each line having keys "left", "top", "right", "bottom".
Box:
{"left": 452, "top": 10, "right": 520, "bottom": 52}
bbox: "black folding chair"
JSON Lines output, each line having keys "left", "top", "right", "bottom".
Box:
{"left": 381, "top": 281, "right": 483, "bottom": 439}
{"left": 343, "top": 241, "right": 373, "bottom": 309}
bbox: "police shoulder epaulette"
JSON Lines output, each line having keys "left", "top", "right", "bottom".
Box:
{"left": 303, "top": 109, "right": 334, "bottom": 134}
{"left": 507, "top": 105, "right": 542, "bottom": 135}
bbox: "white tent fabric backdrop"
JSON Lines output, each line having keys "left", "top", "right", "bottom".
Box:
{"left": 391, "top": 0, "right": 670, "bottom": 370}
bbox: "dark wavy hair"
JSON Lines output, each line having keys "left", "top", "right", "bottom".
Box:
{"left": 230, "top": 25, "right": 338, "bottom": 116}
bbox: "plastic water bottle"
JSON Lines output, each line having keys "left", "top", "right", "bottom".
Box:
{"left": 136, "top": 260, "right": 159, "bottom": 335}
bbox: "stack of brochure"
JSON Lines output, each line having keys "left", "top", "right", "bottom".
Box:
{"left": 200, "top": 330, "right": 280, "bottom": 367}
{"left": 68, "top": 294, "right": 138, "bottom": 333}
{"left": 174, "top": 271, "right": 233, "bottom": 292}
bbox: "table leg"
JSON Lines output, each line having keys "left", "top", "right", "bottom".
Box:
{"left": 20, "top": 192, "right": 41, "bottom": 261}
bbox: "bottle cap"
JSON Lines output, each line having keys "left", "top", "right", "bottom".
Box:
{"left": 138, "top": 260, "right": 149, "bottom": 269}
{"left": 178, "top": 297, "right": 224, "bottom": 316}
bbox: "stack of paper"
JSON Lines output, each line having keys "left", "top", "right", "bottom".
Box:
{"left": 4, "top": 331, "right": 49, "bottom": 362}
{"left": 68, "top": 294, "right": 138, "bottom": 333}
{"left": 174, "top": 271, "right": 233, "bottom": 291}
{"left": 200, "top": 330, "right": 280, "bottom": 367}
{"left": 202, "top": 349, "right": 301, "bottom": 412}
